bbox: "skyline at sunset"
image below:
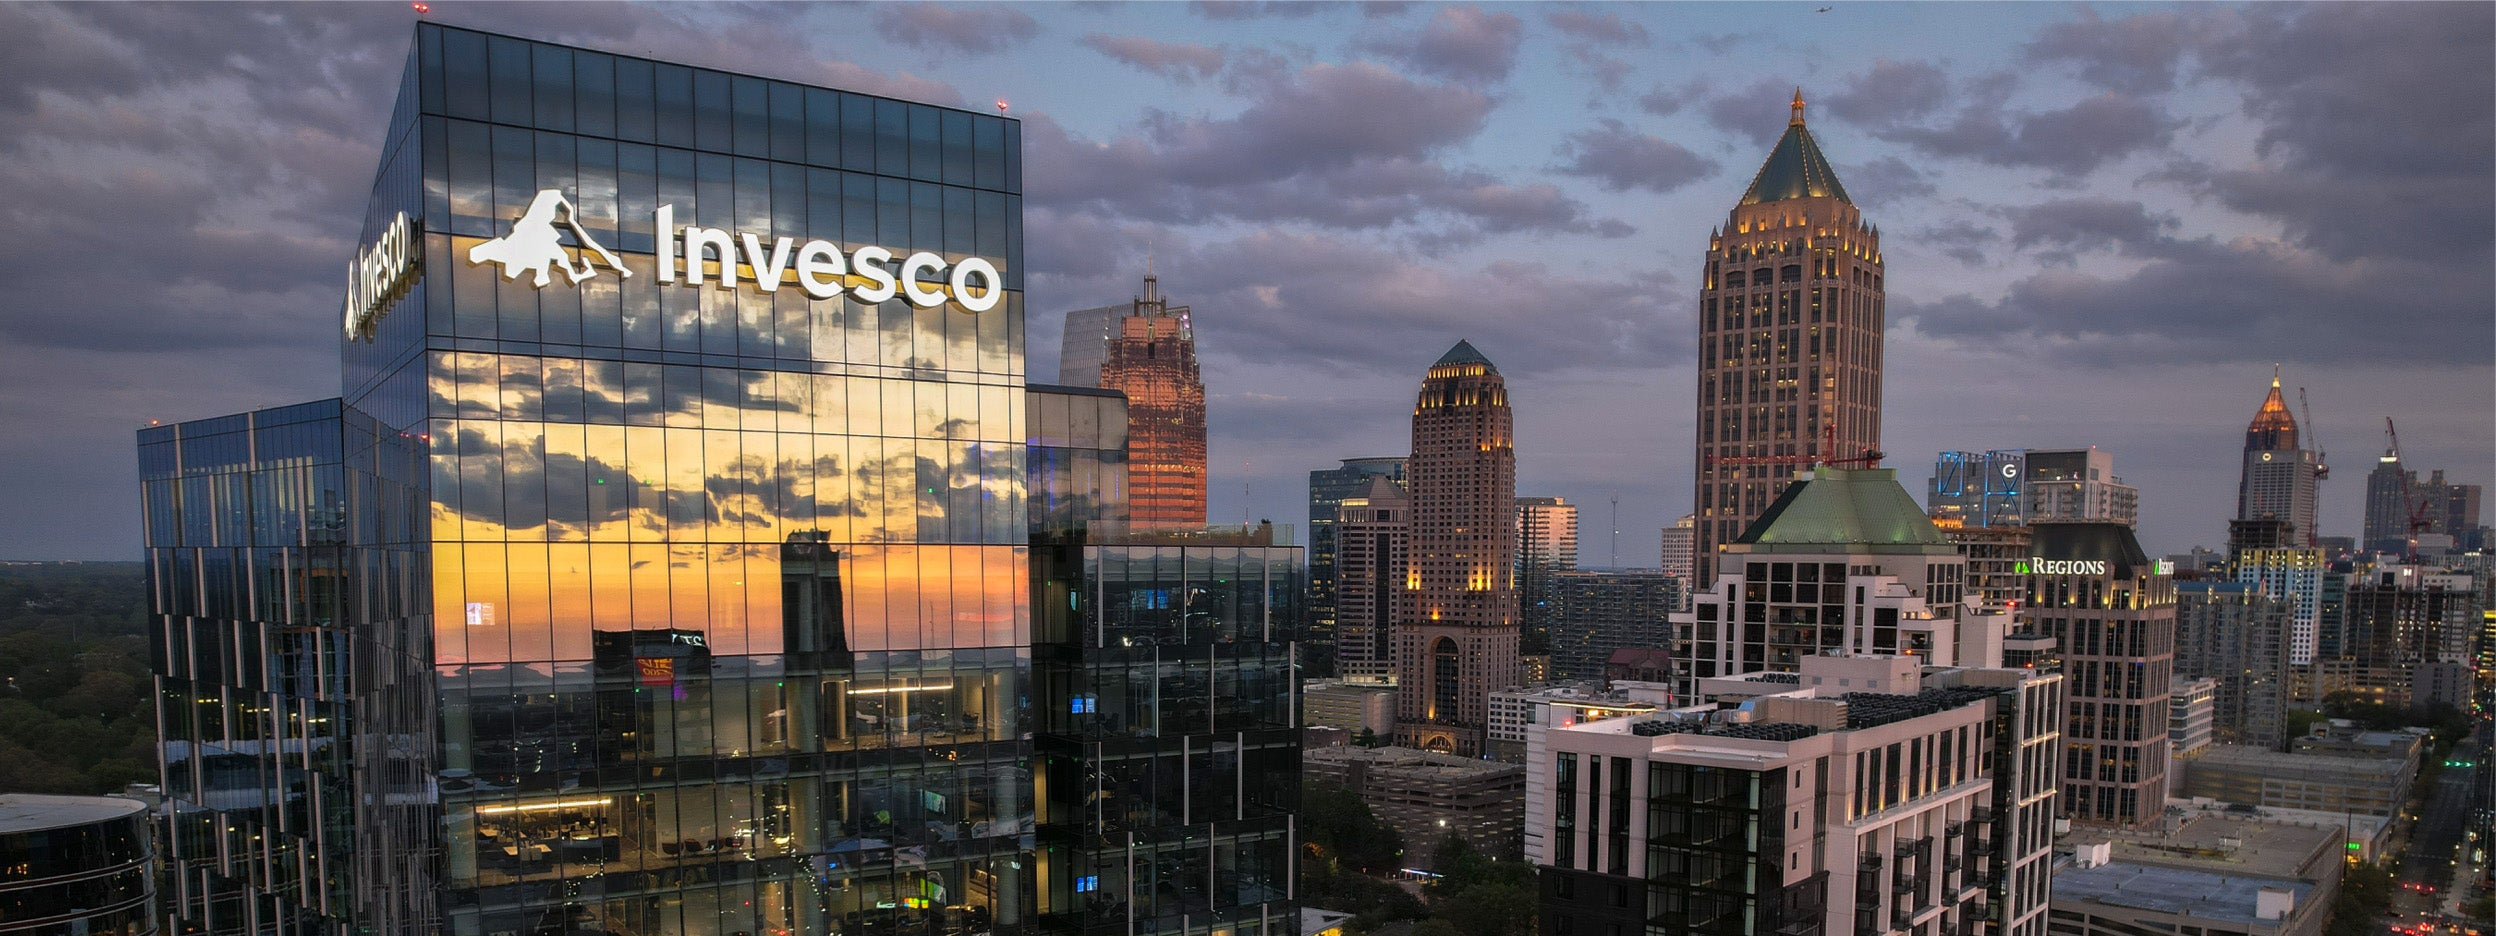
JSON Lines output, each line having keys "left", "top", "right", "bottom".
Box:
{"left": 1, "top": 1, "right": 2487, "bottom": 562}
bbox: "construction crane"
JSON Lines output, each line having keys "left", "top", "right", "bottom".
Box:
{"left": 1703, "top": 423, "right": 1885, "bottom": 470}
{"left": 2298, "top": 387, "right": 2327, "bottom": 480}
{"left": 2386, "top": 417, "right": 2434, "bottom": 560}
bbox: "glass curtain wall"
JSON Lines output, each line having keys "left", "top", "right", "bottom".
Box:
{"left": 351, "top": 23, "right": 1026, "bottom": 936}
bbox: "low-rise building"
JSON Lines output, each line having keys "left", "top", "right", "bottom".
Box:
{"left": 1304, "top": 679, "right": 1398, "bottom": 738}
{"left": 0, "top": 794, "right": 157, "bottom": 936}
{"left": 2051, "top": 813, "right": 2341, "bottom": 936}
{"left": 1303, "top": 745, "right": 1526, "bottom": 868}
{"left": 2181, "top": 744, "right": 2414, "bottom": 816}
{"left": 1485, "top": 683, "right": 1667, "bottom": 763}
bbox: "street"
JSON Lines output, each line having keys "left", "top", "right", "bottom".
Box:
{"left": 2387, "top": 735, "right": 2490, "bottom": 935}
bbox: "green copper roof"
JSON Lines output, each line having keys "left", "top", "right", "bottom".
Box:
{"left": 1734, "top": 468, "right": 1947, "bottom": 548}
{"left": 1739, "top": 107, "right": 1851, "bottom": 206}
{"left": 1433, "top": 340, "right": 1497, "bottom": 372}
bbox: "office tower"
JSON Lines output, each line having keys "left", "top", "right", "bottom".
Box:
{"left": 1307, "top": 457, "right": 1407, "bottom": 649}
{"left": 2025, "top": 523, "right": 2176, "bottom": 831}
{"left": 2235, "top": 546, "right": 2325, "bottom": 667}
{"left": 1928, "top": 448, "right": 2137, "bottom": 528}
{"left": 1027, "top": 382, "right": 1304, "bottom": 936}
{"left": 1028, "top": 385, "right": 1130, "bottom": 534}
{"left": 144, "top": 25, "right": 1028, "bottom": 935}
{"left": 2364, "top": 445, "right": 2412, "bottom": 553}
{"left": 1942, "top": 524, "right": 2033, "bottom": 613}
{"left": 1692, "top": 90, "right": 1884, "bottom": 587}
{"left": 2360, "top": 435, "right": 2484, "bottom": 556}
{"left": 1516, "top": 496, "right": 1580, "bottom": 640}
{"left": 1546, "top": 570, "right": 1678, "bottom": 682}
{"left": 1930, "top": 450, "right": 2028, "bottom": 528}
{"left": 1393, "top": 341, "right": 1518, "bottom": 755}
{"left": 1658, "top": 514, "right": 1695, "bottom": 589}
{"left": 1096, "top": 274, "right": 1208, "bottom": 528}
{"left": 1057, "top": 303, "right": 1117, "bottom": 387}
{"left": 2322, "top": 564, "right": 2483, "bottom": 707}
{"left": 2023, "top": 449, "right": 2138, "bottom": 526}
{"left": 0, "top": 794, "right": 157, "bottom": 935}
{"left": 1676, "top": 467, "right": 2008, "bottom": 700}
{"left": 2175, "top": 581, "right": 2292, "bottom": 750}
{"left": 1333, "top": 476, "right": 1410, "bottom": 680}
{"left": 1531, "top": 655, "right": 2063, "bottom": 936}
{"left": 2235, "top": 372, "right": 2321, "bottom": 546}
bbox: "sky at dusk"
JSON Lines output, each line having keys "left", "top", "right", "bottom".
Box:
{"left": 0, "top": 1, "right": 2488, "bottom": 563}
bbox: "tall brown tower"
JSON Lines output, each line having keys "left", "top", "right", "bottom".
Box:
{"left": 1692, "top": 90, "right": 1883, "bottom": 587}
{"left": 1098, "top": 273, "right": 1207, "bottom": 527}
{"left": 1394, "top": 341, "right": 1517, "bottom": 756}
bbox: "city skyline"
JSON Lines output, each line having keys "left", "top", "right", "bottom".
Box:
{"left": 1, "top": 1, "right": 2489, "bottom": 563}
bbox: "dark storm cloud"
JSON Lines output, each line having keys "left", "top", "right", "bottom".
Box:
{"left": 1020, "top": 60, "right": 1605, "bottom": 238}
{"left": 1082, "top": 34, "right": 1227, "bottom": 84}
{"left": 1360, "top": 5, "right": 1524, "bottom": 86}
{"left": 1637, "top": 81, "right": 1706, "bottom": 118}
{"left": 2189, "top": 2, "right": 2494, "bottom": 264}
{"left": 1882, "top": 94, "right": 2180, "bottom": 178}
{"left": 1163, "top": 230, "right": 1686, "bottom": 376}
{"left": 1554, "top": 120, "right": 1720, "bottom": 194}
{"left": 1190, "top": 1, "right": 1407, "bottom": 21}
{"left": 1900, "top": 238, "right": 2488, "bottom": 367}
{"left": 1546, "top": 8, "right": 1649, "bottom": 46}
{"left": 2004, "top": 198, "right": 2176, "bottom": 255}
{"left": 1835, "top": 157, "right": 1937, "bottom": 209}
{"left": 1702, "top": 79, "right": 1801, "bottom": 147}
{"left": 870, "top": 4, "right": 1041, "bottom": 55}
{"left": 1915, "top": 222, "right": 2001, "bottom": 267}
{"left": 1824, "top": 59, "right": 1950, "bottom": 130}
{"left": 2023, "top": 9, "right": 2214, "bottom": 95}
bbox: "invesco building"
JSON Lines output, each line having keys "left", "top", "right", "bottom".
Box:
{"left": 142, "top": 24, "right": 1039, "bottom": 936}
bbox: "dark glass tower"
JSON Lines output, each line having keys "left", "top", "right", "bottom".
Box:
{"left": 146, "top": 24, "right": 1028, "bottom": 936}
{"left": 1692, "top": 91, "right": 1883, "bottom": 588}
{"left": 1026, "top": 386, "right": 1304, "bottom": 936}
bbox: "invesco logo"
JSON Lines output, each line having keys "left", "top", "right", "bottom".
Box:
{"left": 2014, "top": 557, "right": 2108, "bottom": 576}
{"left": 467, "top": 189, "right": 1002, "bottom": 313}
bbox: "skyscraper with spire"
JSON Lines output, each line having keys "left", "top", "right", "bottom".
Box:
{"left": 1095, "top": 271, "right": 1209, "bottom": 527}
{"left": 2235, "top": 368, "right": 2321, "bottom": 546}
{"left": 1395, "top": 340, "right": 1518, "bottom": 756}
{"left": 1691, "top": 90, "right": 1884, "bottom": 587}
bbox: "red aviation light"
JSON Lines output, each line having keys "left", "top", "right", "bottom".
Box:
{"left": 411, "top": 2, "right": 430, "bottom": 13}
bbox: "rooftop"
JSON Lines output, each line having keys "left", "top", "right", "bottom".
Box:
{"left": 1304, "top": 745, "right": 1525, "bottom": 778}
{"left": 2054, "top": 860, "right": 2311, "bottom": 927}
{"left": 0, "top": 793, "right": 148, "bottom": 836}
{"left": 2062, "top": 813, "right": 2336, "bottom": 880}
{"left": 1734, "top": 468, "right": 1952, "bottom": 551}
{"left": 1430, "top": 339, "right": 1497, "bottom": 373}
{"left": 1739, "top": 90, "right": 1852, "bottom": 206}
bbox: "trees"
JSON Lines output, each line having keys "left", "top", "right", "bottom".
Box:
{"left": 0, "top": 564, "right": 156, "bottom": 796}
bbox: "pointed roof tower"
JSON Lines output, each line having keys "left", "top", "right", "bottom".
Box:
{"left": 1431, "top": 339, "right": 1498, "bottom": 374}
{"left": 2245, "top": 365, "right": 2299, "bottom": 452}
{"left": 1739, "top": 88, "right": 1852, "bottom": 205}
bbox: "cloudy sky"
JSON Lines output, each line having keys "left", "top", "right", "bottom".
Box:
{"left": 1, "top": 1, "right": 2488, "bottom": 562}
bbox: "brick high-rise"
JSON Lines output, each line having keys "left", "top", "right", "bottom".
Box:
{"left": 1693, "top": 90, "right": 1884, "bottom": 587}
{"left": 1098, "top": 273, "right": 1208, "bottom": 527}
{"left": 1395, "top": 341, "right": 1518, "bottom": 755}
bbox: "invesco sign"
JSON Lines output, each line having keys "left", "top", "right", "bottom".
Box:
{"left": 2015, "top": 557, "right": 2109, "bottom": 576}
{"left": 343, "top": 211, "right": 421, "bottom": 340}
{"left": 468, "top": 189, "right": 1000, "bottom": 312}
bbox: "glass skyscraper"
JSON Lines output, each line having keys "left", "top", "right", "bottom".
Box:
{"left": 145, "top": 23, "right": 1030, "bottom": 936}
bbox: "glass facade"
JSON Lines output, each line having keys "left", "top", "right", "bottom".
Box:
{"left": 146, "top": 24, "right": 1027, "bottom": 936}
{"left": 0, "top": 795, "right": 159, "bottom": 936}
{"left": 1025, "top": 387, "right": 1302, "bottom": 936}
